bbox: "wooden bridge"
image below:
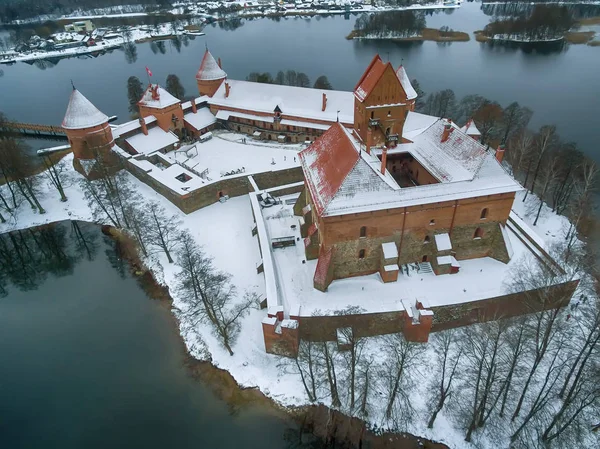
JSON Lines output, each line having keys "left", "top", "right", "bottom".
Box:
{"left": 1, "top": 121, "right": 66, "bottom": 137}
{"left": 1, "top": 116, "right": 117, "bottom": 138}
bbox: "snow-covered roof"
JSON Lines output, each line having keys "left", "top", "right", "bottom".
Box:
{"left": 302, "top": 119, "right": 521, "bottom": 217}
{"left": 125, "top": 127, "right": 179, "bottom": 155}
{"left": 184, "top": 107, "right": 216, "bottom": 131}
{"left": 404, "top": 120, "right": 488, "bottom": 183}
{"left": 299, "top": 122, "right": 394, "bottom": 216}
{"left": 461, "top": 119, "right": 481, "bottom": 137}
{"left": 62, "top": 89, "right": 109, "bottom": 130}
{"left": 138, "top": 84, "right": 180, "bottom": 109}
{"left": 434, "top": 233, "right": 452, "bottom": 251}
{"left": 354, "top": 54, "right": 389, "bottom": 102}
{"left": 215, "top": 109, "right": 275, "bottom": 123}
{"left": 196, "top": 49, "right": 227, "bottom": 81}
{"left": 209, "top": 80, "right": 354, "bottom": 125}
{"left": 402, "top": 111, "right": 439, "bottom": 141}
{"left": 382, "top": 242, "right": 398, "bottom": 259}
{"left": 111, "top": 115, "right": 156, "bottom": 138}
{"left": 395, "top": 66, "right": 417, "bottom": 100}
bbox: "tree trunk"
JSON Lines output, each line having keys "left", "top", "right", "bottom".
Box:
{"left": 23, "top": 180, "right": 45, "bottom": 214}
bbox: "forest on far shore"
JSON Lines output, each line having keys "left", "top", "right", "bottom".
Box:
{"left": 0, "top": 0, "right": 169, "bottom": 22}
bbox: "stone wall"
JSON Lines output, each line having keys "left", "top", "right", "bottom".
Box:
{"left": 299, "top": 310, "right": 405, "bottom": 341}
{"left": 430, "top": 279, "right": 579, "bottom": 332}
{"left": 315, "top": 193, "right": 515, "bottom": 281}
{"left": 292, "top": 279, "right": 577, "bottom": 346}
{"left": 122, "top": 155, "right": 303, "bottom": 214}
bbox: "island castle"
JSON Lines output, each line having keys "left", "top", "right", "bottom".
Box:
{"left": 58, "top": 50, "right": 576, "bottom": 357}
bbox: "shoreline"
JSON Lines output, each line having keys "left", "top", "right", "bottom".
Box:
{"left": 98, "top": 224, "right": 448, "bottom": 449}
{"left": 347, "top": 27, "right": 470, "bottom": 42}
{"left": 6, "top": 3, "right": 461, "bottom": 26}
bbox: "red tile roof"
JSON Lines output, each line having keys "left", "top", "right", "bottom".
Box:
{"left": 354, "top": 54, "right": 388, "bottom": 102}
{"left": 298, "top": 122, "right": 360, "bottom": 216}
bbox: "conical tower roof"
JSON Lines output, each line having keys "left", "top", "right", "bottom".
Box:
{"left": 196, "top": 49, "right": 227, "bottom": 81}
{"left": 62, "top": 89, "right": 109, "bottom": 130}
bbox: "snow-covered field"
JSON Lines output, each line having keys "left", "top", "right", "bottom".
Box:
{"left": 0, "top": 153, "right": 592, "bottom": 449}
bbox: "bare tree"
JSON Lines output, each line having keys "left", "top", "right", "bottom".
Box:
{"left": 427, "top": 329, "right": 462, "bottom": 428}
{"left": 524, "top": 125, "right": 558, "bottom": 202}
{"left": 295, "top": 339, "right": 319, "bottom": 402}
{"left": 473, "top": 100, "right": 504, "bottom": 147}
{"left": 146, "top": 202, "right": 181, "bottom": 263}
{"left": 506, "top": 128, "right": 535, "bottom": 177}
{"left": 337, "top": 326, "right": 365, "bottom": 411}
{"left": 500, "top": 102, "right": 532, "bottom": 144}
{"left": 0, "top": 138, "right": 45, "bottom": 213}
{"left": 41, "top": 154, "right": 67, "bottom": 202}
{"left": 175, "top": 232, "right": 255, "bottom": 355}
{"left": 382, "top": 333, "right": 422, "bottom": 425}
{"left": 357, "top": 355, "right": 375, "bottom": 419}
{"left": 532, "top": 152, "right": 560, "bottom": 226}
{"left": 318, "top": 341, "right": 342, "bottom": 408}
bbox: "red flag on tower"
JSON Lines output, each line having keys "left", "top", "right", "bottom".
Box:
{"left": 145, "top": 66, "right": 153, "bottom": 77}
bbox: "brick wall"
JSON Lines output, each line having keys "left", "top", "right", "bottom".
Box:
{"left": 292, "top": 279, "right": 576, "bottom": 345}
{"left": 430, "top": 279, "right": 578, "bottom": 331}
{"left": 313, "top": 193, "right": 515, "bottom": 280}
{"left": 123, "top": 155, "right": 303, "bottom": 214}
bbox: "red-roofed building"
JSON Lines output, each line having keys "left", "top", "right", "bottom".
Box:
{"left": 295, "top": 58, "right": 521, "bottom": 292}
{"left": 354, "top": 55, "right": 418, "bottom": 150}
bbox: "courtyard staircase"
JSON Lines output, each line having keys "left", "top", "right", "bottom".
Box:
{"left": 418, "top": 262, "right": 433, "bottom": 274}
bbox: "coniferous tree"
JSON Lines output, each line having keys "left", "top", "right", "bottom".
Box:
{"left": 165, "top": 74, "right": 185, "bottom": 100}
{"left": 313, "top": 75, "right": 333, "bottom": 90}
{"left": 126, "top": 76, "right": 144, "bottom": 115}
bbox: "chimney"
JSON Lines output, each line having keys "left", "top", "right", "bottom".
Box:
{"left": 495, "top": 144, "right": 505, "bottom": 163}
{"left": 139, "top": 117, "right": 148, "bottom": 136}
{"left": 151, "top": 84, "right": 160, "bottom": 101}
{"left": 218, "top": 57, "right": 222, "bottom": 68}
{"left": 225, "top": 82, "right": 230, "bottom": 98}
{"left": 441, "top": 123, "right": 453, "bottom": 143}
{"left": 381, "top": 147, "right": 388, "bottom": 175}
{"left": 191, "top": 99, "right": 197, "bottom": 113}
{"left": 366, "top": 126, "right": 372, "bottom": 155}
{"left": 322, "top": 93, "right": 327, "bottom": 112}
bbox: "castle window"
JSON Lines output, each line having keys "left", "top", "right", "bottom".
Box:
{"left": 370, "top": 111, "right": 374, "bottom": 119}
{"left": 359, "top": 226, "right": 367, "bottom": 238}
{"left": 359, "top": 249, "right": 366, "bottom": 259}
{"left": 387, "top": 110, "right": 391, "bottom": 117}
{"left": 424, "top": 235, "right": 430, "bottom": 244}
{"left": 429, "top": 219, "right": 435, "bottom": 226}
{"left": 481, "top": 208, "right": 488, "bottom": 219}
{"left": 474, "top": 227, "right": 484, "bottom": 239}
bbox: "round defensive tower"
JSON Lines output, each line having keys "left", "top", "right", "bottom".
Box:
{"left": 62, "top": 88, "right": 114, "bottom": 160}
{"left": 195, "top": 49, "right": 227, "bottom": 97}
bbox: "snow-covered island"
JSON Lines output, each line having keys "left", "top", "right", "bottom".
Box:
{"left": 1, "top": 48, "right": 599, "bottom": 449}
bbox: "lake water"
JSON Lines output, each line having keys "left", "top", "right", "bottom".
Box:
{"left": 0, "top": 222, "right": 308, "bottom": 449}
{"left": 1, "top": 2, "right": 599, "bottom": 158}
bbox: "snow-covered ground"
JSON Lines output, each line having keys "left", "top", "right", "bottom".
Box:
{"left": 168, "top": 132, "right": 302, "bottom": 178}
{"left": 259, "top": 194, "right": 538, "bottom": 317}
{"left": 0, "top": 152, "right": 589, "bottom": 449}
